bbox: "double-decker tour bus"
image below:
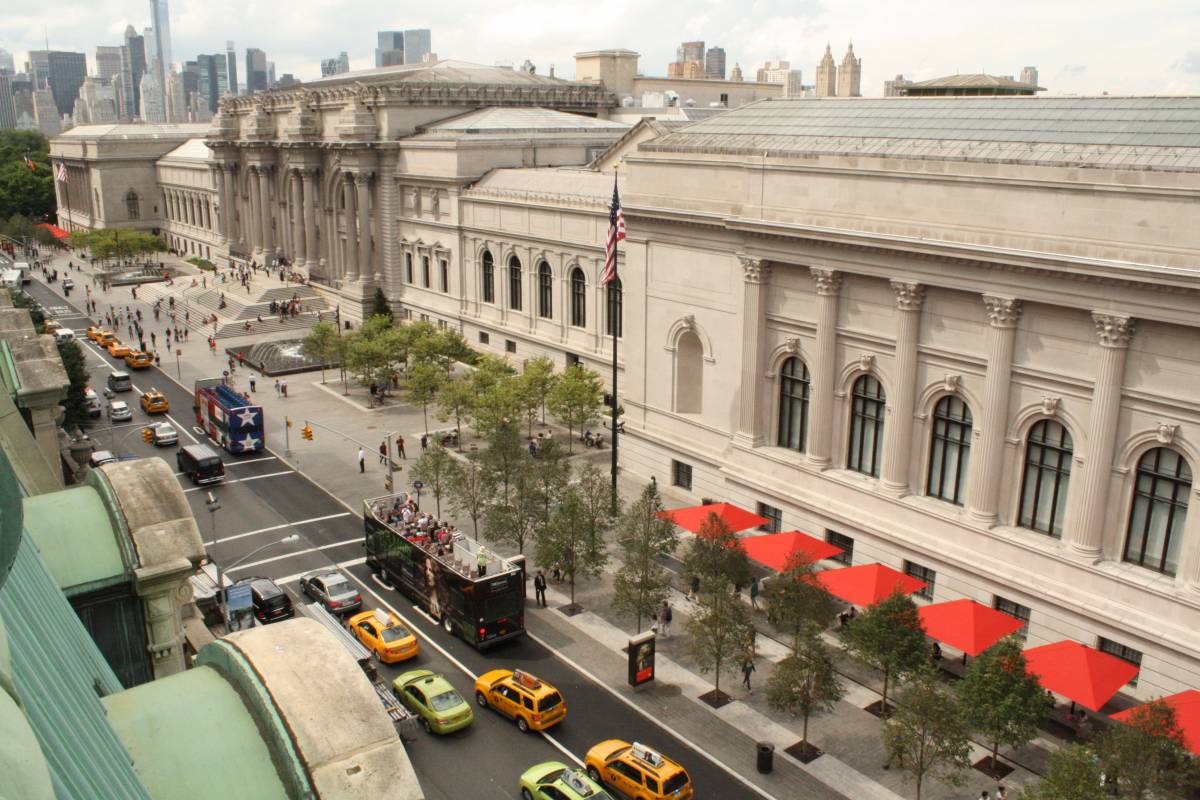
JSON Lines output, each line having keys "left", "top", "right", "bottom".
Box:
{"left": 364, "top": 494, "right": 525, "bottom": 650}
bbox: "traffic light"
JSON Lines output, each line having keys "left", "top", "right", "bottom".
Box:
{"left": 141, "top": 427, "right": 153, "bottom": 443}
{"left": 301, "top": 425, "right": 313, "bottom": 441}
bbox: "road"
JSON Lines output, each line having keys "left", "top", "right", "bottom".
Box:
{"left": 24, "top": 275, "right": 765, "bottom": 800}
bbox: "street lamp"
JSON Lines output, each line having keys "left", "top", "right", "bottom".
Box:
{"left": 215, "top": 525, "right": 300, "bottom": 631}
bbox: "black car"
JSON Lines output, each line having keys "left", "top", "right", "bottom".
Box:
{"left": 235, "top": 576, "right": 295, "bottom": 624}
{"left": 298, "top": 569, "right": 362, "bottom": 615}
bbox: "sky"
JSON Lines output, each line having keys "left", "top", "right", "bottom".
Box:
{"left": 3, "top": 0, "right": 1199, "bottom": 96}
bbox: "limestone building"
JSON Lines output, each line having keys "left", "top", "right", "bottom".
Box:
{"left": 815, "top": 45, "right": 837, "bottom": 97}
{"left": 837, "top": 43, "right": 861, "bottom": 97}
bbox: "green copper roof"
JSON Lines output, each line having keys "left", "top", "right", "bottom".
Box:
{"left": 23, "top": 487, "right": 126, "bottom": 594}
{"left": 103, "top": 665, "right": 290, "bottom": 800}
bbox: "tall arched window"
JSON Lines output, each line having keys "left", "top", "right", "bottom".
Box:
{"left": 508, "top": 255, "right": 522, "bottom": 311}
{"left": 1018, "top": 420, "right": 1073, "bottom": 538}
{"left": 675, "top": 331, "right": 703, "bottom": 414}
{"left": 1124, "top": 447, "right": 1191, "bottom": 576}
{"left": 927, "top": 395, "right": 973, "bottom": 506}
{"left": 847, "top": 375, "right": 886, "bottom": 477}
{"left": 570, "top": 268, "right": 586, "bottom": 327}
{"left": 125, "top": 190, "right": 140, "bottom": 220}
{"left": 605, "top": 278, "right": 623, "bottom": 338}
{"left": 537, "top": 262, "right": 553, "bottom": 319}
{"left": 481, "top": 250, "right": 495, "bottom": 303}
{"left": 776, "top": 357, "right": 810, "bottom": 452}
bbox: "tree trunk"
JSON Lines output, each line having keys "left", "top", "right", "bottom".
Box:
{"left": 422, "top": 403, "right": 428, "bottom": 434}
{"left": 881, "top": 667, "right": 890, "bottom": 715}
{"left": 714, "top": 654, "right": 721, "bottom": 694}
{"left": 802, "top": 711, "right": 810, "bottom": 746}
{"left": 992, "top": 741, "right": 999, "bottom": 776}
{"left": 569, "top": 569, "right": 576, "bottom": 608}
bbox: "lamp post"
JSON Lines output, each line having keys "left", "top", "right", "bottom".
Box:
{"left": 214, "top": 522, "right": 299, "bottom": 630}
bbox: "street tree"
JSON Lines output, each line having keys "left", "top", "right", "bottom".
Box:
{"left": 766, "top": 628, "right": 844, "bottom": 753}
{"left": 612, "top": 482, "right": 678, "bottom": 632}
{"left": 546, "top": 364, "right": 603, "bottom": 452}
{"left": 345, "top": 330, "right": 390, "bottom": 391}
{"left": 484, "top": 462, "right": 541, "bottom": 554}
{"left": 412, "top": 326, "right": 471, "bottom": 378}
{"left": 447, "top": 453, "right": 492, "bottom": 537}
{"left": 481, "top": 422, "right": 526, "bottom": 507}
{"left": 762, "top": 552, "right": 840, "bottom": 652}
{"left": 521, "top": 355, "right": 558, "bottom": 424}
{"left": 405, "top": 361, "right": 443, "bottom": 433}
{"left": 529, "top": 436, "right": 569, "bottom": 526}
{"left": 410, "top": 443, "right": 455, "bottom": 517}
{"left": 682, "top": 514, "right": 752, "bottom": 596}
{"left": 371, "top": 288, "right": 393, "bottom": 321}
{"left": 1019, "top": 745, "right": 1104, "bottom": 800}
{"left": 57, "top": 340, "right": 91, "bottom": 428}
{"left": 843, "top": 591, "right": 927, "bottom": 716}
{"left": 436, "top": 374, "right": 475, "bottom": 448}
{"left": 687, "top": 580, "right": 754, "bottom": 703}
{"left": 957, "top": 637, "right": 1053, "bottom": 776}
{"left": 0, "top": 131, "right": 54, "bottom": 221}
{"left": 301, "top": 320, "right": 340, "bottom": 383}
{"left": 883, "top": 672, "right": 972, "bottom": 800}
{"left": 1093, "top": 698, "right": 1200, "bottom": 799}
{"left": 536, "top": 481, "right": 608, "bottom": 613}
{"left": 473, "top": 367, "right": 522, "bottom": 439}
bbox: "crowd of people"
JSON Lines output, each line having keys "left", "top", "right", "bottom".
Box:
{"left": 370, "top": 495, "right": 472, "bottom": 563}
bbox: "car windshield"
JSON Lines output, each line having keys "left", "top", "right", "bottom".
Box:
{"left": 326, "top": 577, "right": 353, "bottom": 596}
{"left": 663, "top": 774, "right": 689, "bottom": 794}
{"left": 159, "top": 425, "right": 175, "bottom": 435}
{"left": 428, "top": 689, "right": 463, "bottom": 712}
{"left": 380, "top": 625, "right": 410, "bottom": 643}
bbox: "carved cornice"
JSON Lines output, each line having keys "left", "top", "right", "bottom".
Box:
{"left": 890, "top": 280, "right": 925, "bottom": 311}
{"left": 464, "top": 186, "right": 608, "bottom": 211}
{"left": 739, "top": 256, "right": 771, "bottom": 284}
{"left": 1091, "top": 312, "right": 1135, "bottom": 348}
{"left": 983, "top": 295, "right": 1023, "bottom": 328}
{"left": 810, "top": 267, "right": 843, "bottom": 296}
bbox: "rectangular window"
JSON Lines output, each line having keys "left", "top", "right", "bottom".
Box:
{"left": 1097, "top": 637, "right": 1142, "bottom": 687}
{"left": 903, "top": 561, "right": 936, "bottom": 601}
{"left": 440, "top": 259, "right": 449, "bottom": 292}
{"left": 437, "top": 319, "right": 447, "bottom": 330}
{"left": 405, "top": 252, "right": 413, "bottom": 283}
{"left": 565, "top": 352, "right": 580, "bottom": 367}
{"left": 505, "top": 339, "right": 517, "bottom": 354}
{"left": 826, "top": 531, "right": 854, "bottom": 565}
{"left": 422, "top": 256, "right": 430, "bottom": 288}
{"left": 993, "top": 596, "right": 1031, "bottom": 640}
{"left": 478, "top": 331, "right": 490, "bottom": 345}
{"left": 671, "top": 460, "right": 693, "bottom": 491}
{"left": 420, "top": 314, "right": 429, "bottom": 322}
{"left": 757, "top": 502, "right": 782, "bottom": 533}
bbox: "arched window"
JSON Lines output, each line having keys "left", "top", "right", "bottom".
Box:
{"left": 605, "top": 278, "right": 623, "bottom": 338}
{"left": 927, "top": 395, "right": 973, "bottom": 506}
{"left": 537, "top": 262, "right": 553, "bottom": 319}
{"left": 776, "top": 357, "right": 810, "bottom": 452}
{"left": 570, "top": 268, "right": 586, "bottom": 327}
{"left": 847, "top": 375, "right": 886, "bottom": 477}
{"left": 508, "top": 256, "right": 522, "bottom": 311}
{"left": 675, "top": 331, "right": 703, "bottom": 414}
{"left": 481, "top": 250, "right": 495, "bottom": 303}
{"left": 125, "top": 190, "right": 140, "bottom": 220}
{"left": 1018, "top": 420, "right": 1073, "bottom": 538}
{"left": 1124, "top": 447, "right": 1191, "bottom": 576}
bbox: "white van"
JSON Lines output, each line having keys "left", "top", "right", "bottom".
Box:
{"left": 84, "top": 388, "right": 102, "bottom": 417}
{"left": 12, "top": 263, "right": 31, "bottom": 284}
{"left": 1, "top": 270, "right": 21, "bottom": 290}
{"left": 54, "top": 329, "right": 76, "bottom": 344}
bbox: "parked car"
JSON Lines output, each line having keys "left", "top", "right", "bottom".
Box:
{"left": 232, "top": 576, "right": 295, "bottom": 624}
{"left": 298, "top": 569, "right": 362, "bottom": 615}
{"left": 88, "top": 450, "right": 117, "bottom": 468}
{"left": 108, "top": 400, "right": 132, "bottom": 422}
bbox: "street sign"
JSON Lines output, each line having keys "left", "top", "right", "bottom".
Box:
{"left": 226, "top": 583, "right": 255, "bottom": 632}
{"left": 412, "top": 480, "right": 424, "bottom": 489}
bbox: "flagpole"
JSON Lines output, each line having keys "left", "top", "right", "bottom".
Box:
{"left": 610, "top": 170, "right": 619, "bottom": 515}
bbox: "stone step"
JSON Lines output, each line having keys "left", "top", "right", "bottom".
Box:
{"left": 214, "top": 312, "right": 322, "bottom": 340}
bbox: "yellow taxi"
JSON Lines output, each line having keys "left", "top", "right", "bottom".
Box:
{"left": 86, "top": 326, "right": 107, "bottom": 342}
{"left": 107, "top": 340, "right": 133, "bottom": 358}
{"left": 348, "top": 609, "right": 419, "bottom": 663}
{"left": 125, "top": 351, "right": 153, "bottom": 369}
{"left": 96, "top": 330, "right": 117, "bottom": 348}
{"left": 140, "top": 389, "right": 169, "bottom": 414}
{"left": 585, "top": 741, "right": 693, "bottom": 800}
{"left": 474, "top": 668, "right": 566, "bottom": 733}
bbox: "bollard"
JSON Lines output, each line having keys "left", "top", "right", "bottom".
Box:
{"left": 756, "top": 741, "right": 774, "bottom": 774}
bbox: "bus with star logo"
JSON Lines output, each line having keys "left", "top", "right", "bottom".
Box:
{"left": 194, "top": 377, "right": 265, "bottom": 455}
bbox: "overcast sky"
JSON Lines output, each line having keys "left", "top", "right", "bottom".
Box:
{"left": 3, "top": 0, "right": 1199, "bottom": 96}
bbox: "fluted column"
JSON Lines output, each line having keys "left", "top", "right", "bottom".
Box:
{"left": 356, "top": 172, "right": 373, "bottom": 283}
{"left": 258, "top": 166, "right": 274, "bottom": 259}
{"left": 808, "top": 267, "right": 843, "bottom": 467}
{"left": 735, "top": 255, "right": 772, "bottom": 447}
{"left": 881, "top": 281, "right": 926, "bottom": 494}
{"left": 213, "top": 167, "right": 228, "bottom": 243}
{"left": 289, "top": 169, "right": 305, "bottom": 267}
{"left": 343, "top": 172, "right": 359, "bottom": 282}
{"left": 968, "top": 295, "right": 1023, "bottom": 523}
{"left": 302, "top": 168, "right": 318, "bottom": 276}
{"left": 248, "top": 167, "right": 263, "bottom": 256}
{"left": 1069, "top": 313, "right": 1135, "bottom": 559}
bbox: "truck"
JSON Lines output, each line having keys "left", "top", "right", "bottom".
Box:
{"left": 194, "top": 377, "right": 265, "bottom": 454}
{"left": 2, "top": 269, "right": 21, "bottom": 290}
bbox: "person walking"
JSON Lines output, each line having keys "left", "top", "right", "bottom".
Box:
{"left": 534, "top": 570, "right": 547, "bottom": 607}
{"left": 274, "top": 380, "right": 281, "bottom": 397}
{"left": 742, "top": 656, "right": 756, "bottom": 692}
{"left": 379, "top": 441, "right": 388, "bottom": 465}
{"left": 396, "top": 435, "right": 406, "bottom": 459}
{"left": 660, "top": 601, "right": 673, "bottom": 637}
{"left": 420, "top": 433, "right": 428, "bottom": 452}
{"left": 358, "top": 447, "right": 366, "bottom": 473}
{"left": 749, "top": 577, "right": 760, "bottom": 610}
{"left": 249, "top": 375, "right": 256, "bottom": 393}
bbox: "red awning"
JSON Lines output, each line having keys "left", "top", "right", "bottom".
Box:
{"left": 740, "top": 530, "right": 843, "bottom": 571}
{"left": 815, "top": 563, "right": 926, "bottom": 607}
{"left": 917, "top": 599, "right": 1025, "bottom": 657}
{"left": 37, "top": 223, "right": 69, "bottom": 240}
{"left": 1023, "top": 641, "right": 1140, "bottom": 712}
{"left": 1110, "top": 690, "right": 1200, "bottom": 755}
{"left": 657, "top": 503, "right": 767, "bottom": 534}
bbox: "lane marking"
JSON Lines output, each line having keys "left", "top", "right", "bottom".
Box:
{"left": 225, "top": 455, "right": 278, "bottom": 467}
{"left": 182, "top": 469, "right": 294, "bottom": 493}
{"left": 225, "top": 538, "right": 363, "bottom": 572}
{"left": 203, "top": 512, "right": 352, "bottom": 547}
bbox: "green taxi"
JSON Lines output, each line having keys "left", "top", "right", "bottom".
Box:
{"left": 520, "top": 762, "right": 614, "bottom": 800}
{"left": 392, "top": 669, "right": 474, "bottom": 734}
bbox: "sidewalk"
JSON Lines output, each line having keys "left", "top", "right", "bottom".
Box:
{"left": 39, "top": 248, "right": 1039, "bottom": 800}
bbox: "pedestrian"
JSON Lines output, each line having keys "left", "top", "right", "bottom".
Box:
{"left": 420, "top": 433, "right": 428, "bottom": 451}
{"left": 396, "top": 435, "right": 406, "bottom": 459}
{"left": 280, "top": 380, "right": 287, "bottom": 397}
{"left": 249, "top": 375, "right": 256, "bottom": 393}
{"left": 660, "top": 601, "right": 672, "bottom": 637}
{"left": 379, "top": 441, "right": 388, "bottom": 465}
{"left": 534, "top": 570, "right": 547, "bottom": 606}
{"left": 996, "top": 786, "right": 1008, "bottom": 800}
{"left": 358, "top": 447, "right": 366, "bottom": 473}
{"left": 274, "top": 380, "right": 281, "bottom": 397}
{"left": 688, "top": 574, "right": 700, "bottom": 601}
{"left": 749, "top": 577, "right": 760, "bottom": 610}
{"left": 742, "top": 657, "right": 756, "bottom": 692}
{"left": 978, "top": 792, "right": 990, "bottom": 800}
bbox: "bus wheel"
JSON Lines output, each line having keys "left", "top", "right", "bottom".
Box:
{"left": 442, "top": 615, "right": 453, "bottom": 636}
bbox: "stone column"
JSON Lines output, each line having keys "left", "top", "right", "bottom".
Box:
{"left": 290, "top": 169, "right": 305, "bottom": 267}
{"left": 258, "top": 166, "right": 274, "bottom": 259}
{"left": 968, "top": 295, "right": 1023, "bottom": 523}
{"left": 343, "top": 172, "right": 359, "bottom": 282}
{"left": 248, "top": 167, "right": 263, "bottom": 256}
{"left": 808, "top": 267, "right": 843, "bottom": 467}
{"left": 213, "top": 167, "right": 228, "bottom": 243}
{"left": 356, "top": 172, "right": 373, "bottom": 283}
{"left": 1069, "top": 313, "right": 1135, "bottom": 558}
{"left": 735, "top": 255, "right": 772, "bottom": 447}
{"left": 302, "top": 169, "right": 318, "bottom": 276}
{"left": 881, "top": 281, "right": 926, "bottom": 494}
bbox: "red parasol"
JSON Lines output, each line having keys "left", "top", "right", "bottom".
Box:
{"left": 1110, "top": 690, "right": 1200, "bottom": 755}
{"left": 1023, "top": 641, "right": 1140, "bottom": 712}
{"left": 815, "top": 563, "right": 926, "bottom": 607}
{"left": 37, "top": 223, "right": 70, "bottom": 240}
{"left": 657, "top": 503, "right": 767, "bottom": 534}
{"left": 740, "top": 530, "right": 843, "bottom": 572}
{"left": 917, "top": 599, "right": 1025, "bottom": 657}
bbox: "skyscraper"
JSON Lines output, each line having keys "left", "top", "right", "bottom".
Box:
{"left": 165, "top": 67, "right": 185, "bottom": 122}
{"left": 32, "top": 89, "right": 61, "bottom": 135}
{"left": 139, "top": 71, "right": 164, "bottom": 122}
{"left": 402, "top": 29, "right": 431, "bottom": 64}
{"left": 1020, "top": 66, "right": 1039, "bottom": 87}
{"left": 376, "top": 31, "right": 404, "bottom": 67}
{"left": 95, "top": 46, "right": 124, "bottom": 83}
{"left": 225, "top": 41, "right": 239, "bottom": 96}
{"left": 125, "top": 25, "right": 146, "bottom": 115}
{"left": 28, "top": 51, "right": 52, "bottom": 89}
{"left": 0, "top": 74, "right": 17, "bottom": 129}
{"left": 196, "top": 54, "right": 229, "bottom": 117}
{"left": 0, "top": 48, "right": 16, "bottom": 75}
{"left": 704, "top": 47, "right": 726, "bottom": 80}
{"left": 815, "top": 44, "right": 837, "bottom": 97}
{"left": 321, "top": 52, "right": 351, "bottom": 77}
{"left": 34, "top": 51, "right": 88, "bottom": 117}
{"left": 756, "top": 60, "right": 804, "bottom": 96}
{"left": 837, "top": 43, "right": 862, "bottom": 97}
{"left": 149, "top": 0, "right": 173, "bottom": 78}
{"left": 338, "top": 51, "right": 350, "bottom": 74}
{"left": 245, "top": 48, "right": 268, "bottom": 92}
{"left": 115, "top": 45, "right": 136, "bottom": 119}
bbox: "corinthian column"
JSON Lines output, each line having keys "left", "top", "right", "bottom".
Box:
{"left": 1069, "top": 313, "right": 1135, "bottom": 558}
{"left": 967, "top": 295, "right": 1023, "bottom": 523}
{"left": 213, "top": 167, "right": 228, "bottom": 244}
{"left": 808, "top": 267, "right": 843, "bottom": 467}
{"left": 248, "top": 167, "right": 263, "bottom": 256}
{"left": 880, "top": 281, "right": 926, "bottom": 494}
{"left": 735, "top": 255, "right": 772, "bottom": 447}
{"left": 258, "top": 166, "right": 274, "bottom": 259}
{"left": 302, "top": 169, "right": 318, "bottom": 277}
{"left": 290, "top": 169, "right": 305, "bottom": 268}
{"left": 343, "top": 173, "right": 359, "bottom": 282}
{"left": 356, "top": 172, "right": 373, "bottom": 283}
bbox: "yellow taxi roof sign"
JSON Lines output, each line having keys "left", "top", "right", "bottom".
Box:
{"left": 630, "top": 743, "right": 665, "bottom": 769}
{"left": 512, "top": 669, "right": 541, "bottom": 690}
{"left": 373, "top": 608, "right": 390, "bottom": 626}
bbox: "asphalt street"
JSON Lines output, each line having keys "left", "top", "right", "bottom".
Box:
{"left": 25, "top": 275, "right": 762, "bottom": 800}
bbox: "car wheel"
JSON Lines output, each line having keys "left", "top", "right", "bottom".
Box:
{"left": 442, "top": 615, "right": 453, "bottom": 635}
{"left": 586, "top": 765, "right": 602, "bottom": 784}
{"left": 420, "top": 717, "right": 431, "bottom": 733}
{"left": 516, "top": 715, "right": 530, "bottom": 733}
{"left": 475, "top": 691, "right": 488, "bottom": 708}
{"left": 520, "top": 789, "right": 534, "bottom": 800}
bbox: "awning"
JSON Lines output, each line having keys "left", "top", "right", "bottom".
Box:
{"left": 740, "top": 530, "right": 843, "bottom": 571}
{"left": 657, "top": 502, "right": 767, "bottom": 534}
{"left": 917, "top": 599, "right": 1025, "bottom": 657}
{"left": 1023, "top": 641, "right": 1139, "bottom": 712}
{"left": 815, "top": 563, "right": 926, "bottom": 607}
{"left": 1110, "top": 690, "right": 1200, "bottom": 755}
{"left": 37, "top": 223, "right": 70, "bottom": 240}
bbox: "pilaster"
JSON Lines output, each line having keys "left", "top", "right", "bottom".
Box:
{"left": 248, "top": 168, "right": 262, "bottom": 256}
{"left": 808, "top": 267, "right": 843, "bottom": 467}
{"left": 967, "top": 295, "right": 1023, "bottom": 523}
{"left": 734, "top": 255, "right": 772, "bottom": 448}
{"left": 258, "top": 165, "right": 274, "bottom": 259}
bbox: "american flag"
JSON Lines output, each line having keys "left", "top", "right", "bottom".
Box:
{"left": 54, "top": 163, "right": 67, "bottom": 182}
{"left": 602, "top": 174, "right": 625, "bottom": 286}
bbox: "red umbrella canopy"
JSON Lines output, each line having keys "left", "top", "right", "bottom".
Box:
{"left": 741, "top": 530, "right": 843, "bottom": 572}
{"left": 1110, "top": 690, "right": 1200, "bottom": 755}
{"left": 657, "top": 503, "right": 768, "bottom": 534}
{"left": 917, "top": 599, "right": 1025, "bottom": 657}
{"left": 1023, "top": 641, "right": 1140, "bottom": 712}
{"left": 815, "top": 563, "right": 926, "bottom": 607}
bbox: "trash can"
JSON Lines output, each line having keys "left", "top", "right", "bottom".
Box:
{"left": 756, "top": 741, "right": 774, "bottom": 774}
